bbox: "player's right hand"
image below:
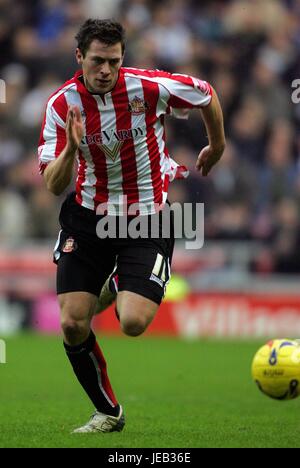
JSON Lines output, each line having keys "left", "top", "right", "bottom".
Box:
{"left": 66, "top": 105, "right": 84, "bottom": 152}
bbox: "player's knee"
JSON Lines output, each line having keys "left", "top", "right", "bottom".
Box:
{"left": 120, "top": 313, "right": 147, "bottom": 337}
{"left": 61, "top": 317, "right": 87, "bottom": 342}
{"left": 60, "top": 302, "right": 90, "bottom": 343}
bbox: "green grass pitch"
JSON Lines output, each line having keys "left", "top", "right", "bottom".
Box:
{"left": 1, "top": 333, "right": 300, "bottom": 448}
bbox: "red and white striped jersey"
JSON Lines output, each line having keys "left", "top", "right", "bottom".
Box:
{"left": 38, "top": 67, "right": 212, "bottom": 214}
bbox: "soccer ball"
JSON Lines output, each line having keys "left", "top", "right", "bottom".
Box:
{"left": 251, "top": 339, "right": 300, "bottom": 400}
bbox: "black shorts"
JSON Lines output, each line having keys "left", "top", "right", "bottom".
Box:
{"left": 53, "top": 192, "right": 175, "bottom": 305}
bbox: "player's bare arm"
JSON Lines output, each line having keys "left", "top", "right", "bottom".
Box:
{"left": 44, "top": 105, "right": 84, "bottom": 196}
{"left": 196, "top": 87, "right": 225, "bottom": 176}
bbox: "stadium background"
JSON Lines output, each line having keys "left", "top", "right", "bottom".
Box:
{"left": 1, "top": 0, "right": 300, "bottom": 450}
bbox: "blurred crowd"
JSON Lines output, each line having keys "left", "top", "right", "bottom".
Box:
{"left": 0, "top": 0, "right": 300, "bottom": 274}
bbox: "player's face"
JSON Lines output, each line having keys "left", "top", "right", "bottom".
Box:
{"left": 76, "top": 40, "right": 124, "bottom": 94}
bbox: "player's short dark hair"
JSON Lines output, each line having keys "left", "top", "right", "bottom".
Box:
{"left": 75, "top": 19, "right": 126, "bottom": 57}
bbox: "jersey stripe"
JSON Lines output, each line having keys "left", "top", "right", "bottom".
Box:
{"left": 141, "top": 80, "right": 163, "bottom": 206}
{"left": 38, "top": 83, "right": 76, "bottom": 172}
{"left": 64, "top": 87, "right": 97, "bottom": 210}
{"left": 111, "top": 73, "right": 139, "bottom": 210}
{"left": 52, "top": 93, "right": 68, "bottom": 124}
{"left": 93, "top": 94, "right": 124, "bottom": 210}
{"left": 80, "top": 92, "right": 108, "bottom": 209}
{"left": 38, "top": 111, "right": 47, "bottom": 174}
{"left": 75, "top": 149, "right": 87, "bottom": 206}
{"left": 124, "top": 75, "right": 154, "bottom": 213}
{"left": 54, "top": 123, "right": 66, "bottom": 157}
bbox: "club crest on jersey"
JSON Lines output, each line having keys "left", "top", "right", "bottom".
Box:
{"left": 62, "top": 237, "right": 77, "bottom": 253}
{"left": 128, "top": 96, "right": 149, "bottom": 115}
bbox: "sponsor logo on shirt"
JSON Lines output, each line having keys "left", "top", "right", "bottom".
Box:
{"left": 81, "top": 125, "right": 147, "bottom": 146}
{"left": 81, "top": 125, "right": 147, "bottom": 161}
{"left": 99, "top": 142, "right": 123, "bottom": 161}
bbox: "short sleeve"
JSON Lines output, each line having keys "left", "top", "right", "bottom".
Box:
{"left": 38, "top": 100, "right": 67, "bottom": 175}
{"left": 122, "top": 67, "right": 212, "bottom": 118}
{"left": 156, "top": 72, "right": 212, "bottom": 111}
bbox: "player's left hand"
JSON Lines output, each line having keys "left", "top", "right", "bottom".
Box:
{"left": 195, "top": 144, "right": 225, "bottom": 176}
